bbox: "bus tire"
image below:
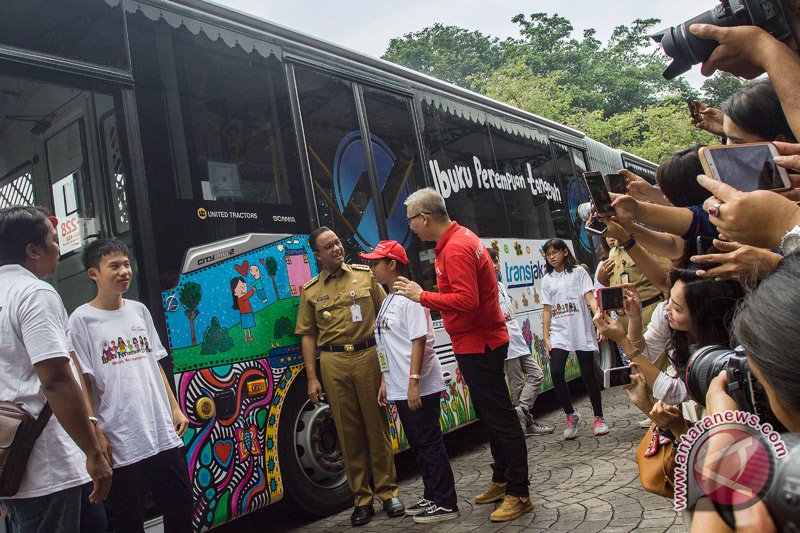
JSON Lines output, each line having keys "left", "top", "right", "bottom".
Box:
{"left": 278, "top": 372, "right": 351, "bottom": 516}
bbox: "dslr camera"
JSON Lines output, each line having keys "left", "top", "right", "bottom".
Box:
{"left": 686, "top": 345, "right": 800, "bottom": 529}
{"left": 652, "top": 0, "right": 799, "bottom": 79}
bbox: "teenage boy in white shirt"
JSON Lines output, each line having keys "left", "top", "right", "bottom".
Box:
{"left": 68, "top": 239, "right": 193, "bottom": 533}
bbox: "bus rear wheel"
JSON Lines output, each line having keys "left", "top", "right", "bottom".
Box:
{"left": 278, "top": 373, "right": 351, "bottom": 516}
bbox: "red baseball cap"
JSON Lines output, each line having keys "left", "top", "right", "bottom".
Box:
{"left": 359, "top": 240, "right": 408, "bottom": 265}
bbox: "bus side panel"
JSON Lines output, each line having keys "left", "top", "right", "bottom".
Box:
{"left": 160, "top": 236, "right": 315, "bottom": 530}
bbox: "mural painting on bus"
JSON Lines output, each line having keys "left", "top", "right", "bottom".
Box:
{"left": 161, "top": 236, "right": 316, "bottom": 529}
{"left": 332, "top": 131, "right": 415, "bottom": 251}
{"left": 484, "top": 237, "right": 582, "bottom": 388}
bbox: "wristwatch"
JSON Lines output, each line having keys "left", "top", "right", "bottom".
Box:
{"left": 780, "top": 224, "right": 800, "bottom": 255}
{"left": 620, "top": 236, "right": 637, "bottom": 252}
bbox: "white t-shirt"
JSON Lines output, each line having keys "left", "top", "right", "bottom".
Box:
{"left": 642, "top": 301, "right": 689, "bottom": 405}
{"left": 0, "top": 265, "right": 89, "bottom": 498}
{"left": 541, "top": 267, "right": 598, "bottom": 352}
{"left": 497, "top": 281, "right": 530, "bottom": 360}
{"left": 68, "top": 300, "right": 182, "bottom": 467}
{"left": 374, "top": 293, "right": 445, "bottom": 401}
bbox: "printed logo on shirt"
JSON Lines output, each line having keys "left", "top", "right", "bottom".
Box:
{"left": 475, "top": 242, "right": 484, "bottom": 259}
{"left": 551, "top": 301, "right": 579, "bottom": 319}
{"left": 101, "top": 335, "right": 152, "bottom": 365}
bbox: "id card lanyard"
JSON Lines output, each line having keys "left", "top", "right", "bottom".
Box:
{"left": 374, "top": 294, "right": 395, "bottom": 372}
{"left": 349, "top": 290, "right": 362, "bottom": 322}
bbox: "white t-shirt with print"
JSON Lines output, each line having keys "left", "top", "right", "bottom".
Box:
{"left": 497, "top": 281, "right": 530, "bottom": 360}
{"left": 68, "top": 300, "right": 182, "bottom": 468}
{"left": 541, "top": 267, "right": 598, "bottom": 352}
{"left": 374, "top": 293, "right": 445, "bottom": 401}
{"left": 0, "top": 265, "right": 89, "bottom": 498}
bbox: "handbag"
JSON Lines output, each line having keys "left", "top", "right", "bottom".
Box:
{"left": 0, "top": 402, "right": 52, "bottom": 497}
{"left": 635, "top": 422, "right": 676, "bottom": 498}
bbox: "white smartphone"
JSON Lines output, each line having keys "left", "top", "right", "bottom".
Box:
{"left": 603, "top": 365, "right": 634, "bottom": 388}
{"left": 698, "top": 142, "right": 791, "bottom": 192}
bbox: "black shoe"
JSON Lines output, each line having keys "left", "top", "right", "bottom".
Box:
{"left": 413, "top": 504, "right": 460, "bottom": 524}
{"left": 382, "top": 496, "right": 406, "bottom": 517}
{"left": 350, "top": 505, "right": 375, "bottom": 526}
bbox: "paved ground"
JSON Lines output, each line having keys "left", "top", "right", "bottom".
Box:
{"left": 219, "top": 384, "right": 683, "bottom": 532}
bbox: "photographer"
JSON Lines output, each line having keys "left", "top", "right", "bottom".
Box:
{"left": 687, "top": 254, "right": 800, "bottom": 532}
{"left": 593, "top": 270, "right": 744, "bottom": 406}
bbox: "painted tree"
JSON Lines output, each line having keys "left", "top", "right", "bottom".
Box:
{"left": 264, "top": 256, "right": 279, "bottom": 300}
{"left": 179, "top": 281, "right": 202, "bottom": 346}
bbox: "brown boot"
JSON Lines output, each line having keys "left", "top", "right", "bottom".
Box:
{"left": 489, "top": 495, "right": 534, "bottom": 522}
{"left": 474, "top": 481, "right": 507, "bottom": 504}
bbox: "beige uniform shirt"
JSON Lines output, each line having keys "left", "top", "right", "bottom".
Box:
{"left": 295, "top": 263, "right": 386, "bottom": 346}
{"left": 608, "top": 247, "right": 667, "bottom": 303}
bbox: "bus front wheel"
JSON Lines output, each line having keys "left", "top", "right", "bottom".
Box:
{"left": 278, "top": 373, "right": 351, "bottom": 516}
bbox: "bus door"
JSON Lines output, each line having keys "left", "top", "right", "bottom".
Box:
{"left": 0, "top": 71, "right": 137, "bottom": 311}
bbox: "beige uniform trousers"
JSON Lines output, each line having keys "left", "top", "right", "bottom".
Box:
{"left": 320, "top": 347, "right": 398, "bottom": 506}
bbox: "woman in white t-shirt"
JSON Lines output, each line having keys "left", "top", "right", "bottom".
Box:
{"left": 359, "top": 240, "right": 459, "bottom": 525}
{"left": 540, "top": 238, "right": 606, "bottom": 440}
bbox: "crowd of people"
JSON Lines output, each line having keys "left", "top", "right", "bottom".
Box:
{"left": 3, "top": 6, "right": 800, "bottom": 533}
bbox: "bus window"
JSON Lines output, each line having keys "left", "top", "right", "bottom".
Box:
{"left": 552, "top": 142, "right": 597, "bottom": 265}
{"left": 294, "top": 66, "right": 378, "bottom": 260}
{"left": 361, "top": 87, "right": 427, "bottom": 263}
{"left": 128, "top": 13, "right": 307, "bottom": 281}
{"left": 421, "top": 102, "right": 510, "bottom": 238}
{"left": 0, "top": 73, "right": 137, "bottom": 311}
{"left": 487, "top": 125, "right": 558, "bottom": 240}
{"left": 0, "top": 0, "right": 127, "bottom": 70}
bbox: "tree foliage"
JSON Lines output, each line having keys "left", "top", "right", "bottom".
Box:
{"left": 382, "top": 13, "right": 734, "bottom": 163}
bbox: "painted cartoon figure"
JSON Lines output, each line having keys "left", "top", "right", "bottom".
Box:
{"left": 533, "top": 286, "right": 540, "bottom": 304}
{"left": 117, "top": 336, "right": 127, "bottom": 354}
{"left": 231, "top": 276, "right": 256, "bottom": 342}
{"left": 249, "top": 265, "right": 268, "bottom": 303}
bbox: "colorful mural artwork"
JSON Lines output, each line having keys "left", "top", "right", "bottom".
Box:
{"left": 163, "top": 236, "right": 314, "bottom": 529}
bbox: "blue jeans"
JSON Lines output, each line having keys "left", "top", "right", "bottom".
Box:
{"left": 2, "top": 485, "right": 81, "bottom": 533}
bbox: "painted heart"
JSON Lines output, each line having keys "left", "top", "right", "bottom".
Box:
{"left": 234, "top": 261, "right": 249, "bottom": 276}
{"left": 259, "top": 258, "right": 265, "bottom": 264}
{"left": 214, "top": 439, "right": 234, "bottom": 468}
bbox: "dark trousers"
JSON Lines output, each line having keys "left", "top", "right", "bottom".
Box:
{"left": 395, "top": 392, "right": 458, "bottom": 509}
{"left": 455, "top": 343, "right": 529, "bottom": 497}
{"left": 108, "top": 446, "right": 193, "bottom": 533}
{"left": 550, "top": 348, "right": 604, "bottom": 417}
{"left": 2, "top": 485, "right": 81, "bottom": 533}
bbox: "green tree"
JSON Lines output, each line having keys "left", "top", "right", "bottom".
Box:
{"left": 200, "top": 316, "right": 234, "bottom": 355}
{"left": 264, "top": 257, "right": 279, "bottom": 300}
{"left": 179, "top": 281, "right": 202, "bottom": 346}
{"left": 273, "top": 316, "right": 294, "bottom": 340}
{"left": 383, "top": 24, "right": 505, "bottom": 88}
{"left": 700, "top": 72, "right": 744, "bottom": 108}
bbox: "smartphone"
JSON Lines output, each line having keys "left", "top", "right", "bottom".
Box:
{"left": 586, "top": 218, "right": 607, "bottom": 235}
{"left": 604, "top": 365, "right": 634, "bottom": 388}
{"left": 605, "top": 173, "right": 627, "bottom": 195}
{"left": 596, "top": 285, "right": 625, "bottom": 312}
{"left": 698, "top": 143, "right": 791, "bottom": 192}
{"left": 583, "top": 171, "right": 615, "bottom": 217}
{"left": 687, "top": 98, "right": 698, "bottom": 121}
{"left": 696, "top": 236, "right": 717, "bottom": 256}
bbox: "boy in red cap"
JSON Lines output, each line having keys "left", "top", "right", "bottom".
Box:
{"left": 360, "top": 241, "right": 459, "bottom": 524}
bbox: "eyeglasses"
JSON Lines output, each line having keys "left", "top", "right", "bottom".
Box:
{"left": 406, "top": 212, "right": 430, "bottom": 223}
{"left": 544, "top": 250, "right": 565, "bottom": 258}
{"left": 320, "top": 239, "right": 342, "bottom": 252}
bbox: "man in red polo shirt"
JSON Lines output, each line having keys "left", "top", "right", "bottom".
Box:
{"left": 394, "top": 188, "right": 532, "bottom": 522}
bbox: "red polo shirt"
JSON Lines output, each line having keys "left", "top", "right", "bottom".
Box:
{"left": 419, "top": 221, "right": 508, "bottom": 354}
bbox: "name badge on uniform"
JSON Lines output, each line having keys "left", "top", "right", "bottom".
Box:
{"left": 349, "top": 290, "right": 362, "bottom": 322}
{"left": 376, "top": 342, "right": 389, "bottom": 372}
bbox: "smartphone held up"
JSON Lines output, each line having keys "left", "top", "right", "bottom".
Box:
{"left": 582, "top": 171, "right": 616, "bottom": 217}
{"left": 604, "top": 365, "right": 635, "bottom": 388}
{"left": 698, "top": 142, "right": 791, "bottom": 192}
{"left": 596, "top": 286, "right": 625, "bottom": 312}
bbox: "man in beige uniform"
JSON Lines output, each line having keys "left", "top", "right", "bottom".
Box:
{"left": 295, "top": 227, "right": 403, "bottom": 527}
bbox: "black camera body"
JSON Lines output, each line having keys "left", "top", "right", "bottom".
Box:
{"left": 686, "top": 345, "right": 786, "bottom": 431}
{"left": 652, "top": 0, "right": 798, "bottom": 79}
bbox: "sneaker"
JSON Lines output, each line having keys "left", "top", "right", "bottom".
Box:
{"left": 413, "top": 504, "right": 460, "bottom": 524}
{"left": 405, "top": 498, "right": 433, "bottom": 516}
{"left": 563, "top": 411, "right": 583, "bottom": 440}
{"left": 593, "top": 417, "right": 609, "bottom": 436}
{"left": 475, "top": 481, "right": 507, "bottom": 504}
{"left": 526, "top": 420, "right": 555, "bottom": 436}
{"left": 489, "top": 495, "right": 534, "bottom": 522}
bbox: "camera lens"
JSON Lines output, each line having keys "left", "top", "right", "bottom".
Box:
{"left": 577, "top": 202, "right": 594, "bottom": 222}
{"left": 652, "top": 0, "right": 794, "bottom": 80}
{"left": 686, "top": 345, "right": 735, "bottom": 405}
